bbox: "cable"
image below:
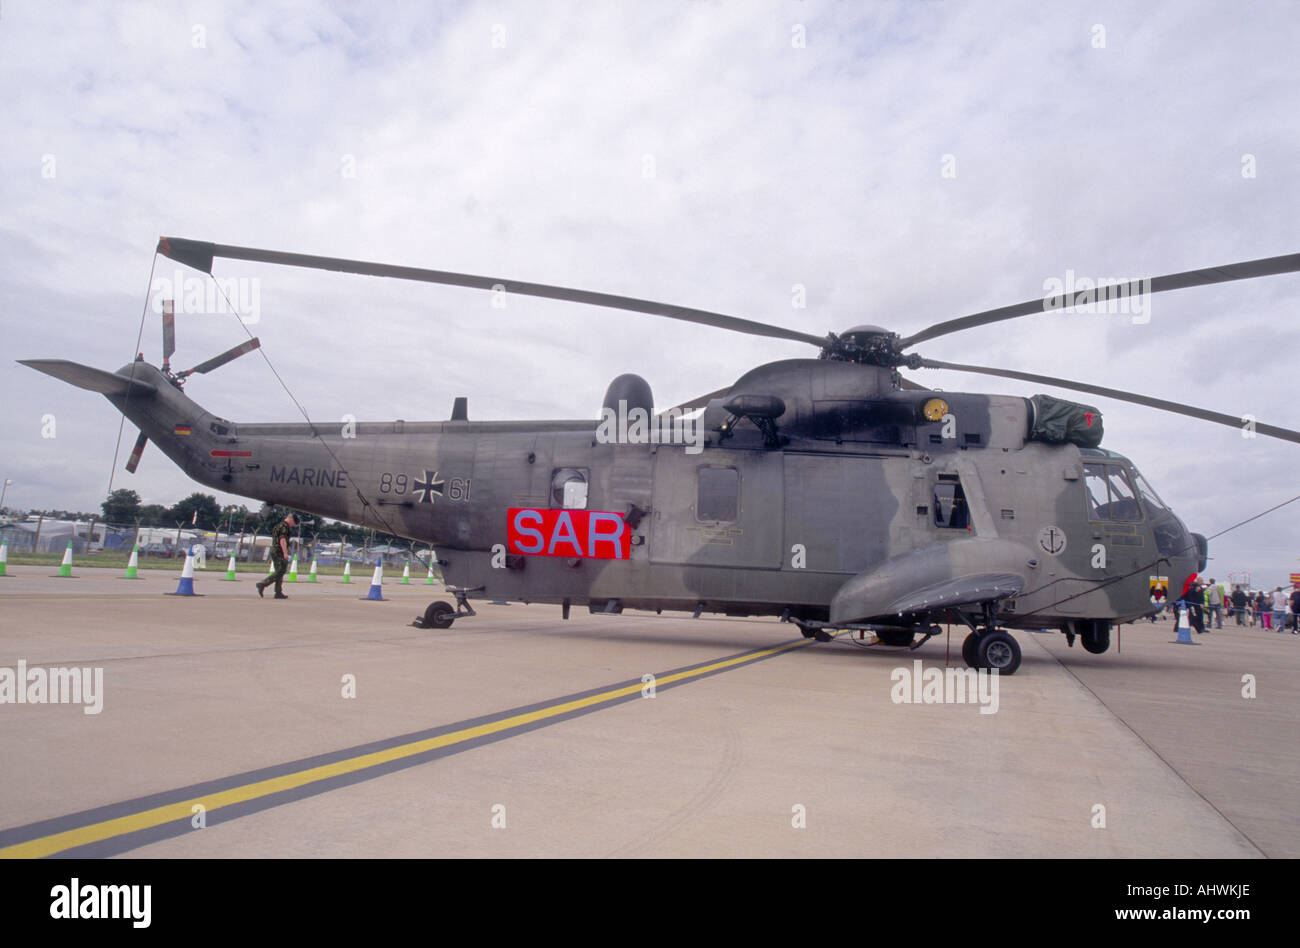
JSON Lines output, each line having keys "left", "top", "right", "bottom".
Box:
{"left": 106, "top": 253, "right": 160, "bottom": 496}
{"left": 206, "top": 276, "right": 434, "bottom": 573}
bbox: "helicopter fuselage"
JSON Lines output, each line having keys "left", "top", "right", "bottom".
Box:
{"left": 103, "top": 358, "right": 1202, "bottom": 638}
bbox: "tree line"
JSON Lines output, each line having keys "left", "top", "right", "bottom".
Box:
{"left": 53, "top": 489, "right": 405, "bottom": 544}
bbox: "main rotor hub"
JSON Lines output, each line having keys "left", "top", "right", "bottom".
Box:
{"left": 822, "top": 326, "right": 917, "bottom": 368}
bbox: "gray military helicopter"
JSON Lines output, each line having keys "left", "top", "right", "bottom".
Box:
{"left": 21, "top": 238, "right": 1300, "bottom": 674}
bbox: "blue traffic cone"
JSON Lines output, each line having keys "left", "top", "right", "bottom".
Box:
{"left": 1172, "top": 605, "right": 1196, "bottom": 644}
{"left": 166, "top": 551, "right": 201, "bottom": 597}
{"left": 363, "top": 558, "right": 385, "bottom": 601}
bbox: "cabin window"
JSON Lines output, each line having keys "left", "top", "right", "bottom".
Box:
{"left": 933, "top": 481, "right": 969, "bottom": 529}
{"left": 1082, "top": 463, "right": 1142, "bottom": 521}
{"left": 551, "top": 468, "right": 589, "bottom": 509}
{"left": 697, "top": 467, "right": 739, "bottom": 522}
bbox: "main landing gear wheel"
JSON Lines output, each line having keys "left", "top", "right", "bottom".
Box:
{"left": 422, "top": 600, "right": 456, "bottom": 629}
{"left": 976, "top": 631, "right": 1021, "bottom": 675}
{"left": 961, "top": 632, "right": 980, "bottom": 668}
{"left": 1080, "top": 621, "right": 1110, "bottom": 654}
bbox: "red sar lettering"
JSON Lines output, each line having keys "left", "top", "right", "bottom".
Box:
{"left": 506, "top": 508, "right": 630, "bottom": 559}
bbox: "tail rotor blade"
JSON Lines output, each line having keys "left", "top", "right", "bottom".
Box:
{"left": 181, "top": 338, "right": 261, "bottom": 376}
{"left": 125, "top": 430, "right": 149, "bottom": 473}
{"left": 162, "top": 299, "right": 176, "bottom": 365}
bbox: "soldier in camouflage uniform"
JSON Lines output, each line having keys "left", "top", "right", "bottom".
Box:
{"left": 256, "top": 512, "right": 297, "bottom": 599}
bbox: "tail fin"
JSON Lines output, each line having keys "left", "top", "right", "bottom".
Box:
{"left": 17, "top": 360, "right": 157, "bottom": 397}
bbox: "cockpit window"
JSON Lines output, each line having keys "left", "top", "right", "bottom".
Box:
{"left": 1082, "top": 463, "right": 1143, "bottom": 521}
{"left": 1132, "top": 471, "right": 1169, "bottom": 512}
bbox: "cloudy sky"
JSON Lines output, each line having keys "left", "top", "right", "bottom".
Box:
{"left": 2, "top": 1, "right": 1298, "bottom": 586}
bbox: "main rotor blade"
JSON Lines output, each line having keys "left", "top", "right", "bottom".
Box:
{"left": 157, "top": 237, "right": 828, "bottom": 348}
{"left": 125, "top": 430, "right": 148, "bottom": 473}
{"left": 919, "top": 358, "right": 1300, "bottom": 445}
{"left": 182, "top": 338, "right": 261, "bottom": 376}
{"left": 900, "top": 253, "right": 1300, "bottom": 349}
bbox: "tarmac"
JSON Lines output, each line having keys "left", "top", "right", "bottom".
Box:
{"left": 0, "top": 564, "right": 1296, "bottom": 858}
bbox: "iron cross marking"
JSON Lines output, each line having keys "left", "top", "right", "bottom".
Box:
{"left": 413, "top": 470, "right": 445, "bottom": 504}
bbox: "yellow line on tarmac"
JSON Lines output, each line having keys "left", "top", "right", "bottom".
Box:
{"left": 0, "top": 635, "right": 817, "bottom": 858}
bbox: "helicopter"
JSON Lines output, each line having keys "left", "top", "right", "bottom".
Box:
{"left": 20, "top": 238, "right": 1300, "bottom": 674}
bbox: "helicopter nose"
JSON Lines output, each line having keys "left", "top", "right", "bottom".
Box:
{"left": 1190, "top": 533, "right": 1208, "bottom": 573}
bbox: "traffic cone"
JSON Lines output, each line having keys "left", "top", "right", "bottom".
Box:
{"left": 53, "top": 542, "right": 75, "bottom": 578}
{"left": 425, "top": 563, "right": 436, "bottom": 585}
{"left": 401, "top": 562, "right": 411, "bottom": 585}
{"left": 223, "top": 555, "right": 238, "bottom": 581}
{"left": 122, "top": 545, "right": 142, "bottom": 579}
{"left": 287, "top": 555, "right": 298, "bottom": 582}
{"left": 363, "top": 558, "right": 384, "bottom": 600}
{"left": 166, "top": 551, "right": 201, "bottom": 596}
{"left": 341, "top": 561, "right": 352, "bottom": 584}
{"left": 267, "top": 559, "right": 274, "bottom": 576}
{"left": 1172, "top": 605, "right": 1196, "bottom": 644}
{"left": 308, "top": 559, "right": 318, "bottom": 583}
{"left": 0, "top": 541, "right": 9, "bottom": 576}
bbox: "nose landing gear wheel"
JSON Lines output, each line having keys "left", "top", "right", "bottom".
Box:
{"left": 976, "top": 630, "right": 1021, "bottom": 675}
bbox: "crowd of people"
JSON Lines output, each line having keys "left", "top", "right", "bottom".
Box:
{"left": 1161, "top": 576, "right": 1300, "bottom": 634}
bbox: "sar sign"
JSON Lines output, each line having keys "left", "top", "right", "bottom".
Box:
{"left": 506, "top": 509, "right": 632, "bottom": 560}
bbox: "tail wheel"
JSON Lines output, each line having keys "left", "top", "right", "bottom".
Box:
{"left": 422, "top": 600, "right": 456, "bottom": 629}
{"left": 976, "top": 631, "right": 1022, "bottom": 675}
{"left": 877, "top": 629, "right": 916, "bottom": 647}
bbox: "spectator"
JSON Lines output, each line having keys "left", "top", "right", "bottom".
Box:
{"left": 1270, "top": 587, "right": 1287, "bottom": 633}
{"left": 1290, "top": 587, "right": 1300, "bottom": 634}
{"left": 1207, "top": 579, "right": 1224, "bottom": 629}
{"left": 1180, "top": 575, "right": 1207, "bottom": 634}
{"left": 1231, "top": 585, "right": 1247, "bottom": 625}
